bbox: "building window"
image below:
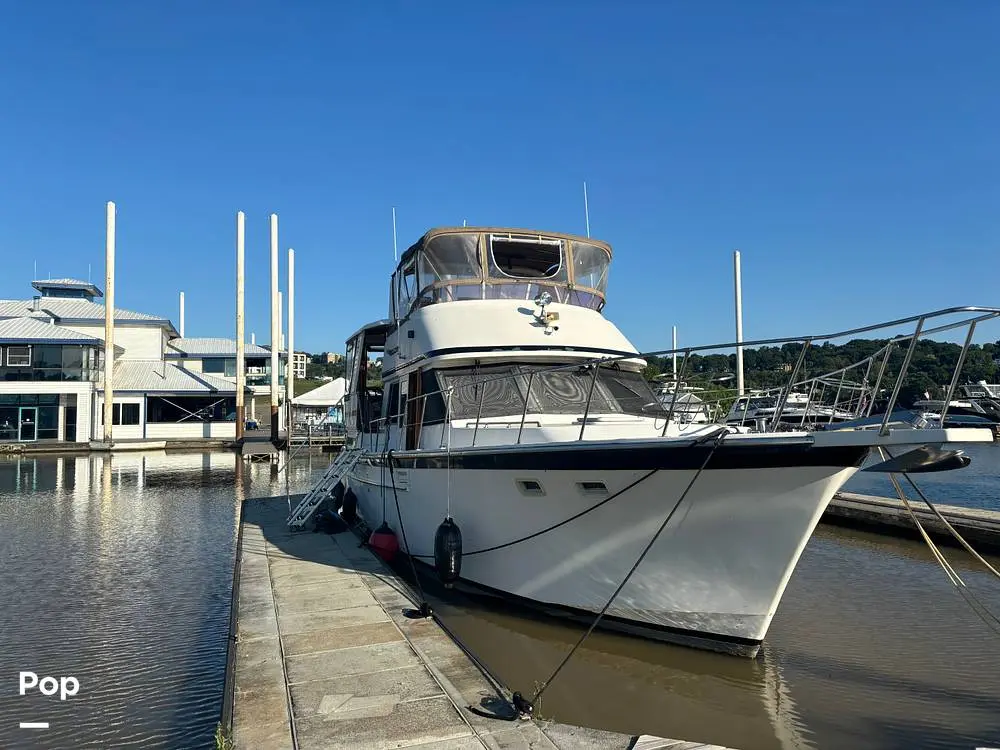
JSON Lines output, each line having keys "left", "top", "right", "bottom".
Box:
{"left": 6, "top": 346, "right": 30, "bottom": 366}
{"left": 119, "top": 403, "right": 140, "bottom": 425}
{"left": 203, "top": 358, "right": 237, "bottom": 377}
{"left": 101, "top": 403, "right": 141, "bottom": 426}
{"left": 147, "top": 396, "right": 236, "bottom": 423}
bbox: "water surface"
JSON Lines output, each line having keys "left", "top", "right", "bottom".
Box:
{"left": 0, "top": 451, "right": 321, "bottom": 750}
{"left": 2, "top": 447, "right": 999, "bottom": 750}
{"left": 844, "top": 441, "right": 1000, "bottom": 511}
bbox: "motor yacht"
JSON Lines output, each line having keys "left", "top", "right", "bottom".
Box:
{"left": 335, "top": 226, "right": 994, "bottom": 656}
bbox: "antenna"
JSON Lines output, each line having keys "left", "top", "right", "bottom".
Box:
{"left": 463, "top": 219, "right": 467, "bottom": 227}
{"left": 392, "top": 206, "right": 398, "bottom": 262}
{"left": 33, "top": 261, "right": 37, "bottom": 279}
{"left": 88, "top": 263, "right": 91, "bottom": 282}
{"left": 734, "top": 250, "right": 745, "bottom": 397}
{"left": 583, "top": 181, "right": 591, "bottom": 238}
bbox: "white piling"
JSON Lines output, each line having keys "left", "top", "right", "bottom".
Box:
{"left": 270, "top": 214, "right": 280, "bottom": 441}
{"left": 103, "top": 202, "right": 116, "bottom": 444}
{"left": 287, "top": 248, "right": 295, "bottom": 429}
{"left": 236, "top": 211, "right": 246, "bottom": 440}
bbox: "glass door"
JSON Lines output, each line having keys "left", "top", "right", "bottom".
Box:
{"left": 18, "top": 407, "right": 37, "bottom": 442}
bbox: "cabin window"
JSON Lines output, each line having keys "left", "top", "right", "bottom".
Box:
{"left": 571, "top": 241, "right": 611, "bottom": 295}
{"left": 532, "top": 367, "right": 619, "bottom": 414}
{"left": 384, "top": 382, "right": 401, "bottom": 426}
{"left": 396, "top": 261, "right": 417, "bottom": 315}
{"left": 6, "top": 346, "right": 30, "bottom": 367}
{"left": 488, "top": 235, "right": 567, "bottom": 281}
{"left": 419, "top": 233, "right": 481, "bottom": 286}
{"left": 420, "top": 369, "right": 448, "bottom": 425}
{"left": 433, "top": 363, "right": 660, "bottom": 420}
{"left": 437, "top": 367, "right": 529, "bottom": 420}
{"left": 598, "top": 369, "right": 660, "bottom": 416}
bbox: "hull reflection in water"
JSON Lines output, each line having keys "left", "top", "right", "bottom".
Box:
{"left": 431, "top": 594, "right": 810, "bottom": 750}
{"left": 412, "top": 516, "right": 1000, "bottom": 750}
{"left": 0, "top": 450, "right": 322, "bottom": 750}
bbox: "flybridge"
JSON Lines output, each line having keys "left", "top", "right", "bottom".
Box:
{"left": 389, "top": 227, "right": 613, "bottom": 320}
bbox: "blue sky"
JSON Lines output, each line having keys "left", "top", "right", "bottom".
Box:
{"left": 1, "top": 1, "right": 997, "bottom": 354}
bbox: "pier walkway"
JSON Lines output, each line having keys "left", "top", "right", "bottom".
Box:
{"left": 230, "top": 496, "right": 733, "bottom": 750}
{"left": 827, "top": 491, "right": 1000, "bottom": 553}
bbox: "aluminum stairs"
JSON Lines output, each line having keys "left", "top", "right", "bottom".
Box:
{"left": 287, "top": 448, "right": 362, "bottom": 529}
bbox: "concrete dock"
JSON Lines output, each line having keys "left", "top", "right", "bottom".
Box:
{"left": 228, "top": 496, "right": 735, "bottom": 750}
{"left": 826, "top": 491, "right": 1000, "bottom": 553}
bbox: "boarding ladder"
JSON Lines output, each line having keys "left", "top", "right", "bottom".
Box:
{"left": 287, "top": 448, "right": 362, "bottom": 530}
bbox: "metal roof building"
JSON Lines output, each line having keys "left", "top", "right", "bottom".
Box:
{"left": 100, "top": 361, "right": 238, "bottom": 394}
{"left": 0, "top": 278, "right": 280, "bottom": 446}
{"left": 0, "top": 316, "right": 105, "bottom": 345}
{"left": 166, "top": 337, "right": 275, "bottom": 357}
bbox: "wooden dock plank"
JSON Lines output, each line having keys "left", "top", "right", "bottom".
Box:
{"left": 826, "top": 491, "right": 1000, "bottom": 553}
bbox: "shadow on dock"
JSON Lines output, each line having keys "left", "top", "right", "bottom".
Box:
{"left": 225, "top": 495, "right": 735, "bottom": 750}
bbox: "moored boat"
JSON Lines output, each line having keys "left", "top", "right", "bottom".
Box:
{"left": 331, "top": 226, "right": 996, "bottom": 656}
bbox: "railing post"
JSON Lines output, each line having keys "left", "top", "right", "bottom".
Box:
{"left": 939, "top": 321, "right": 977, "bottom": 428}
{"left": 770, "top": 339, "right": 811, "bottom": 432}
{"left": 800, "top": 379, "right": 818, "bottom": 427}
{"left": 856, "top": 356, "right": 874, "bottom": 419}
{"left": 578, "top": 361, "right": 603, "bottom": 441}
{"left": 661, "top": 349, "right": 691, "bottom": 436}
{"left": 516, "top": 372, "right": 534, "bottom": 445}
{"left": 828, "top": 371, "right": 846, "bottom": 424}
{"left": 880, "top": 317, "right": 925, "bottom": 436}
{"left": 472, "top": 379, "right": 486, "bottom": 447}
{"left": 867, "top": 343, "right": 894, "bottom": 417}
{"left": 439, "top": 389, "right": 453, "bottom": 449}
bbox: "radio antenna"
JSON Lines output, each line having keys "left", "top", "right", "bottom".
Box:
{"left": 392, "top": 207, "right": 398, "bottom": 263}
{"left": 583, "top": 181, "right": 591, "bottom": 238}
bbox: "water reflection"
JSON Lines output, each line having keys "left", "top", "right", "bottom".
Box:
{"left": 0, "top": 450, "right": 323, "bottom": 750}
{"left": 430, "top": 522, "right": 1000, "bottom": 750}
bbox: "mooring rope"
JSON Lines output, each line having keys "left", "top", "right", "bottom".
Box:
{"left": 386, "top": 449, "right": 432, "bottom": 617}
{"left": 880, "top": 448, "right": 1000, "bottom": 635}
{"left": 513, "top": 427, "right": 730, "bottom": 718}
{"left": 401, "top": 429, "right": 727, "bottom": 560}
{"left": 884, "top": 449, "right": 1000, "bottom": 583}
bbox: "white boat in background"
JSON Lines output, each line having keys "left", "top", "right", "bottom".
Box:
{"left": 727, "top": 391, "right": 856, "bottom": 429}
{"left": 323, "top": 225, "right": 997, "bottom": 656}
{"left": 656, "top": 381, "right": 711, "bottom": 424}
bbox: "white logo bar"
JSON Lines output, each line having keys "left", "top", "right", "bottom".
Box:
{"left": 19, "top": 722, "right": 49, "bottom": 729}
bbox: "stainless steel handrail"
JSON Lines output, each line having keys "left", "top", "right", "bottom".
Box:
{"left": 358, "top": 306, "right": 1000, "bottom": 446}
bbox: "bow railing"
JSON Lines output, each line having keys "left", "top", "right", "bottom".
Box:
{"left": 351, "top": 306, "right": 1000, "bottom": 448}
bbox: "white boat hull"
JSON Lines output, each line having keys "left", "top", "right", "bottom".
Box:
{"left": 346, "top": 441, "right": 865, "bottom": 655}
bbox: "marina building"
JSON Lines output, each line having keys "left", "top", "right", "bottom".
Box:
{"left": 0, "top": 279, "right": 286, "bottom": 446}
{"left": 292, "top": 350, "right": 308, "bottom": 379}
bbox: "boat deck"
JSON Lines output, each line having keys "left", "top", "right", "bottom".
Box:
{"left": 229, "top": 495, "right": 735, "bottom": 750}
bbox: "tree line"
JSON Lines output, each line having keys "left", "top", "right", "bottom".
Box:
{"left": 641, "top": 338, "right": 1000, "bottom": 407}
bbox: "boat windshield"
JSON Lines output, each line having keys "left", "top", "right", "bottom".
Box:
{"left": 398, "top": 231, "right": 612, "bottom": 317}
{"left": 427, "top": 363, "right": 660, "bottom": 422}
